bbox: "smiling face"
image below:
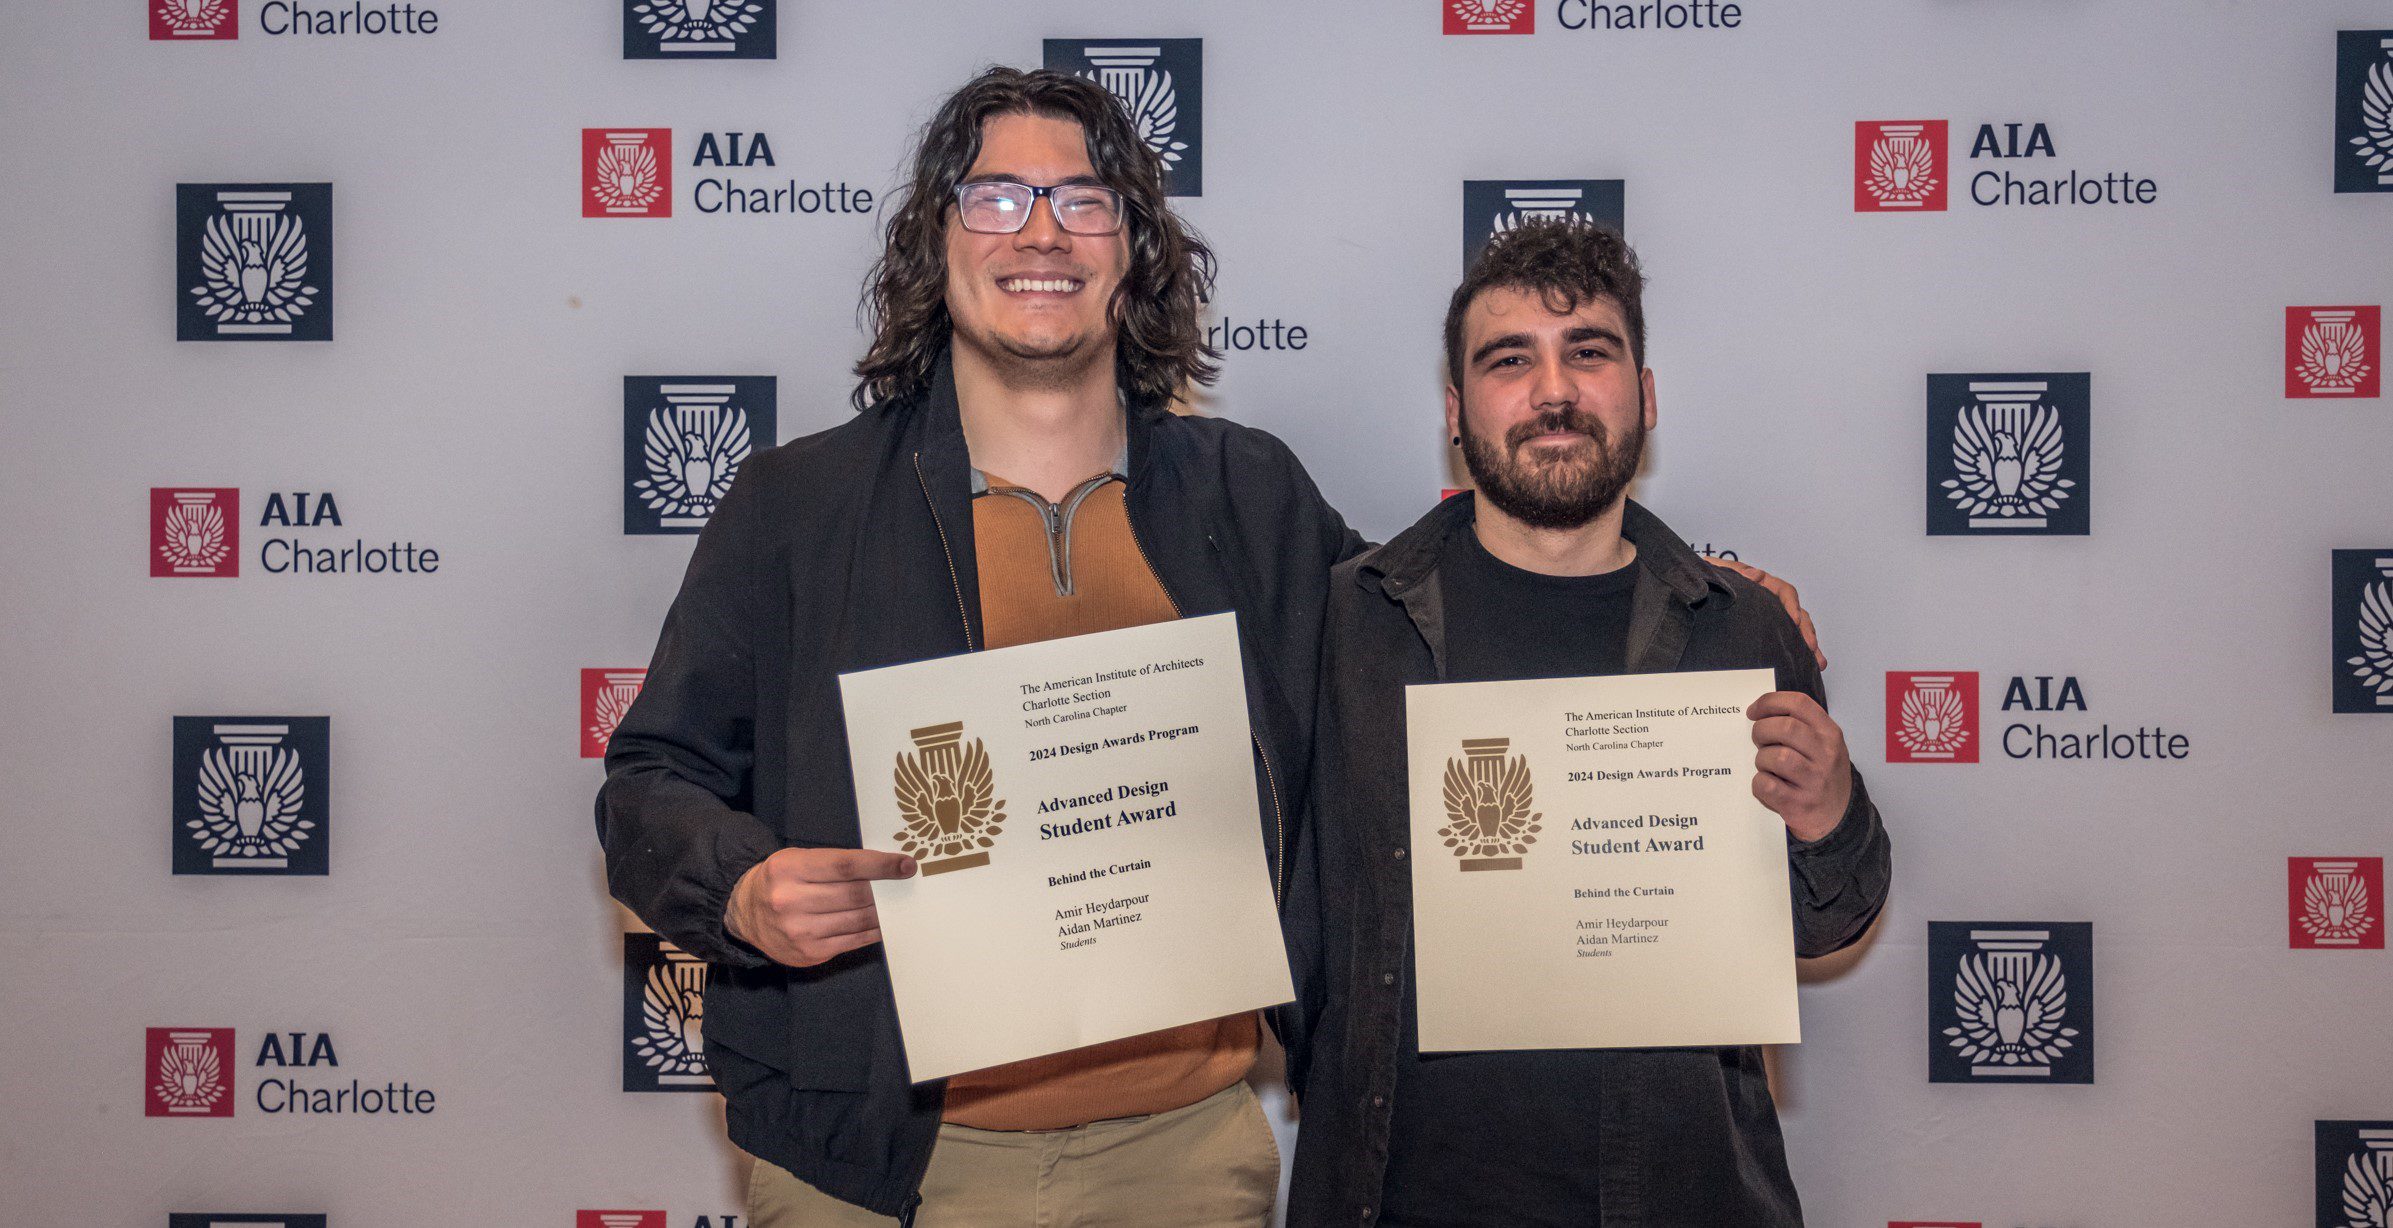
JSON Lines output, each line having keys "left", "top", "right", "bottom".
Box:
{"left": 1447, "top": 285, "right": 1655, "bottom": 530}
{"left": 943, "top": 111, "right": 1130, "bottom": 385}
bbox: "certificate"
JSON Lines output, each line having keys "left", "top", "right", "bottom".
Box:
{"left": 839, "top": 612, "right": 1293, "bottom": 1082}
{"left": 1405, "top": 668, "right": 1799, "bottom": 1052}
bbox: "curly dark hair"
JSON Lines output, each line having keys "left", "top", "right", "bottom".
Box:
{"left": 852, "top": 67, "right": 1219, "bottom": 411}
{"left": 1443, "top": 220, "right": 1646, "bottom": 389}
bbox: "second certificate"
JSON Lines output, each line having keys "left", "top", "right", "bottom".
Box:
{"left": 1405, "top": 667, "right": 1800, "bottom": 1053}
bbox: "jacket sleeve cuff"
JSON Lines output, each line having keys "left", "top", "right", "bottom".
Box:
{"left": 1786, "top": 767, "right": 1873, "bottom": 906}
{"left": 684, "top": 820, "right": 782, "bottom": 969}
{"left": 1789, "top": 767, "right": 1869, "bottom": 855}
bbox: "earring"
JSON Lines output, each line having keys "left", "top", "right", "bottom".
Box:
{"left": 1450, "top": 434, "right": 1461, "bottom": 446}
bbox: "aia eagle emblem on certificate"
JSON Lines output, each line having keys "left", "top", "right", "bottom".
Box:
{"left": 892, "top": 721, "right": 1007, "bottom": 875}
{"left": 1439, "top": 737, "right": 1541, "bottom": 871}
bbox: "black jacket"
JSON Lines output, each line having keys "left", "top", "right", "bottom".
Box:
{"left": 1284, "top": 494, "right": 1892, "bottom": 1228}
{"left": 596, "top": 355, "right": 1361, "bottom": 1217}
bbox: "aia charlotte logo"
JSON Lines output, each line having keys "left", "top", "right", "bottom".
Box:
{"left": 1045, "top": 40, "right": 1202, "bottom": 196}
{"left": 579, "top": 1215, "right": 667, "bottom": 1228}
{"left": 2291, "top": 857, "right": 2384, "bottom": 950}
{"left": 1885, "top": 671, "right": 1978, "bottom": 764}
{"left": 2334, "top": 551, "right": 2393, "bottom": 713}
{"left": 2288, "top": 307, "right": 2381, "bottom": 398}
{"left": 176, "top": 184, "right": 332, "bottom": 341}
{"left": 152, "top": 488, "right": 240, "bottom": 577}
{"left": 583, "top": 669, "right": 646, "bottom": 759}
{"left": 585, "top": 130, "right": 672, "bottom": 217}
{"left": 1854, "top": 121, "right": 1948, "bottom": 211}
{"left": 624, "top": 0, "right": 772, "bottom": 58}
{"left": 624, "top": 377, "right": 773, "bottom": 534}
{"left": 2321, "top": 1122, "right": 2393, "bottom": 1227}
{"left": 152, "top": 0, "right": 237, "bottom": 39}
{"left": 172, "top": 1218, "right": 325, "bottom": 1228}
{"left": 1927, "top": 922, "right": 2093, "bottom": 1084}
{"left": 1926, "top": 373, "right": 2090, "bottom": 537}
{"left": 1446, "top": 0, "right": 1533, "bottom": 35}
{"left": 1889, "top": 1223, "right": 1981, "bottom": 1228}
{"left": 624, "top": 933, "right": 713, "bottom": 1092}
{"left": 1463, "top": 180, "right": 1625, "bottom": 268}
{"left": 2337, "top": 32, "right": 2393, "bottom": 193}
{"left": 173, "top": 717, "right": 330, "bottom": 875}
{"left": 146, "top": 1027, "right": 236, "bottom": 1116}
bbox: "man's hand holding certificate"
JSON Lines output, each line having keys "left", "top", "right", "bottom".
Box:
{"left": 1407, "top": 668, "right": 1811, "bottom": 1053}
{"left": 838, "top": 613, "right": 1292, "bottom": 1082}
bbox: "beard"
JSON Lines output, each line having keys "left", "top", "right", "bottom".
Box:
{"left": 1458, "top": 399, "right": 1645, "bottom": 530}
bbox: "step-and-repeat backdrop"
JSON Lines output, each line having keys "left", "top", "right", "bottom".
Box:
{"left": 2, "top": 1, "right": 2388, "bottom": 1225}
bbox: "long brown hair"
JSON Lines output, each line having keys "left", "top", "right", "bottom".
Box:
{"left": 852, "top": 66, "right": 1219, "bottom": 411}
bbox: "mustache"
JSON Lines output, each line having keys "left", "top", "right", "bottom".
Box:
{"left": 1505, "top": 407, "right": 1609, "bottom": 451}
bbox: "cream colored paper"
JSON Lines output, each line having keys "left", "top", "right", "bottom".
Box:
{"left": 839, "top": 612, "right": 1293, "bottom": 1082}
{"left": 1406, "top": 668, "right": 1800, "bottom": 1051}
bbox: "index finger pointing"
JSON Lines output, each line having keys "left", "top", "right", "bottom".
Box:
{"left": 796, "top": 848, "right": 919, "bottom": 883}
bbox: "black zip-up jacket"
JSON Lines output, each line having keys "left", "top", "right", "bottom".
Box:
{"left": 595, "top": 354, "right": 1361, "bottom": 1219}
{"left": 1283, "top": 494, "right": 1892, "bottom": 1228}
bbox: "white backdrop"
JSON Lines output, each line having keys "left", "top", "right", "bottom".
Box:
{"left": 2, "top": 1, "right": 2388, "bottom": 1225}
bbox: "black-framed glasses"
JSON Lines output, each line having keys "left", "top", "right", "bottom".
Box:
{"left": 951, "top": 180, "right": 1125, "bottom": 236}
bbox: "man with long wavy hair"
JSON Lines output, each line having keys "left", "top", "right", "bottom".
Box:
{"left": 597, "top": 66, "right": 1352, "bottom": 1226}
{"left": 599, "top": 66, "right": 1820, "bottom": 1226}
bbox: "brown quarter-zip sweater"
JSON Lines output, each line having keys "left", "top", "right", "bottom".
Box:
{"left": 939, "top": 467, "right": 1261, "bottom": 1131}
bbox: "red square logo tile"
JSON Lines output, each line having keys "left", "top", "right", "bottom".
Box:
{"left": 151, "top": 488, "right": 239, "bottom": 577}
{"left": 584, "top": 129, "right": 672, "bottom": 218}
{"left": 2286, "top": 306, "right": 2380, "bottom": 398}
{"left": 1885, "top": 671, "right": 1978, "bottom": 763}
{"left": 145, "top": 1027, "right": 234, "bottom": 1117}
{"left": 2290, "top": 857, "right": 2384, "bottom": 949}
{"left": 583, "top": 669, "right": 646, "bottom": 759}
{"left": 1855, "top": 120, "right": 1947, "bottom": 212}
{"left": 151, "top": 0, "right": 237, "bottom": 40}
{"left": 1445, "top": 0, "right": 1533, "bottom": 34}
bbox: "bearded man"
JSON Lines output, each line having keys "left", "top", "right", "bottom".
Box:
{"left": 1282, "top": 220, "right": 1892, "bottom": 1228}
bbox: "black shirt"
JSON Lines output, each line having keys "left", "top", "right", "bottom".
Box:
{"left": 1380, "top": 523, "right": 1638, "bottom": 1228}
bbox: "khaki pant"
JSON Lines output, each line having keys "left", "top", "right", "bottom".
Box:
{"left": 747, "top": 1080, "right": 1281, "bottom": 1228}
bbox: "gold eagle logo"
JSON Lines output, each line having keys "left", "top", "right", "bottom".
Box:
{"left": 892, "top": 722, "right": 1007, "bottom": 875}
{"left": 1439, "top": 737, "right": 1540, "bottom": 871}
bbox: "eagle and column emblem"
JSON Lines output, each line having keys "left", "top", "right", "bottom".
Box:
{"left": 891, "top": 721, "right": 1008, "bottom": 875}
{"left": 189, "top": 190, "right": 318, "bottom": 335}
{"left": 1941, "top": 381, "right": 2075, "bottom": 530}
{"left": 190, "top": 723, "right": 312, "bottom": 869}
{"left": 1941, "top": 929, "right": 2080, "bottom": 1076}
{"left": 2338, "top": 1128, "right": 2393, "bottom": 1228}
{"left": 1438, "top": 737, "right": 1542, "bottom": 872}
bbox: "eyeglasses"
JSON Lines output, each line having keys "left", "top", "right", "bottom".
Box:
{"left": 951, "top": 180, "right": 1125, "bottom": 236}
